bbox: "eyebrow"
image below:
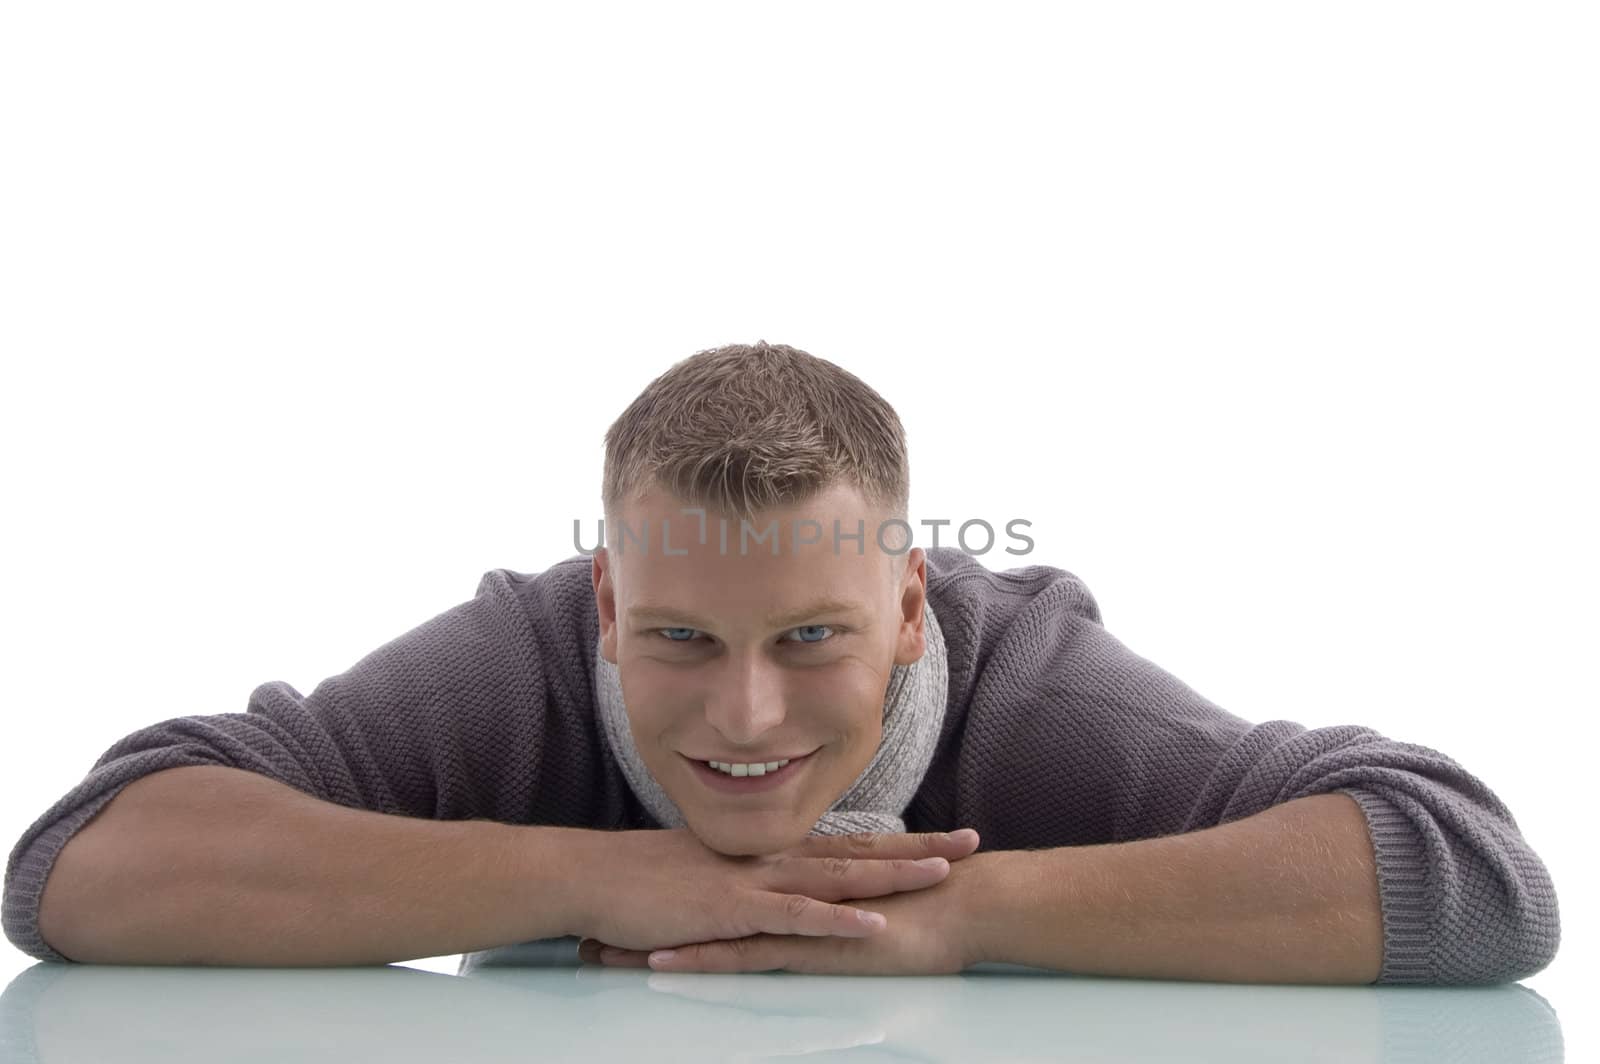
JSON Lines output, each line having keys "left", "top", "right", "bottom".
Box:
{"left": 628, "top": 597, "right": 869, "bottom": 630}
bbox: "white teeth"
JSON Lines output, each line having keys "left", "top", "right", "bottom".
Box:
{"left": 709, "top": 759, "right": 789, "bottom": 777}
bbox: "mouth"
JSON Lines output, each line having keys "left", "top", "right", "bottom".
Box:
{"left": 684, "top": 751, "right": 815, "bottom": 795}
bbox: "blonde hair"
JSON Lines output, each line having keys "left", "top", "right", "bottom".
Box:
{"left": 602, "top": 341, "right": 910, "bottom": 533}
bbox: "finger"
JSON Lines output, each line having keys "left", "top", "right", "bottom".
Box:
{"left": 794, "top": 829, "right": 980, "bottom": 861}
{"left": 774, "top": 830, "right": 980, "bottom": 907}
{"left": 746, "top": 887, "right": 898, "bottom": 939}
{"left": 596, "top": 944, "right": 650, "bottom": 968}
{"left": 773, "top": 850, "right": 954, "bottom": 908}
{"left": 649, "top": 935, "right": 789, "bottom": 973}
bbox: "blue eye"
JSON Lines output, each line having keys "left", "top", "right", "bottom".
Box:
{"left": 652, "top": 625, "right": 836, "bottom": 646}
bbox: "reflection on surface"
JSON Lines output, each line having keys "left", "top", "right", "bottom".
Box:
{"left": 1, "top": 937, "right": 1562, "bottom": 1063}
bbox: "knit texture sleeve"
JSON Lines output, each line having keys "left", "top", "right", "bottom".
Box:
{"left": 946, "top": 561, "right": 1560, "bottom": 986}
{"left": 3, "top": 560, "right": 600, "bottom": 965}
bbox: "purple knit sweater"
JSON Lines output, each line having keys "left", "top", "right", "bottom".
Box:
{"left": 2, "top": 547, "right": 1561, "bottom": 982}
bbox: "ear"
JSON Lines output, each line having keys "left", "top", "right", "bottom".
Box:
{"left": 593, "top": 548, "right": 619, "bottom": 665}
{"left": 892, "top": 547, "right": 928, "bottom": 667}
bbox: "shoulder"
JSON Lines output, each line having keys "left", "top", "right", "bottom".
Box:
{"left": 476, "top": 552, "right": 596, "bottom": 623}
{"left": 469, "top": 554, "right": 637, "bottom": 824}
{"left": 922, "top": 547, "right": 1108, "bottom": 734}
{"left": 471, "top": 553, "right": 601, "bottom": 691}
{"left": 924, "top": 546, "right": 1102, "bottom": 655}
{"left": 478, "top": 551, "right": 594, "bottom": 603}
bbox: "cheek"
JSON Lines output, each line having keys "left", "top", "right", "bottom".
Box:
{"left": 802, "top": 661, "right": 883, "bottom": 704}
{"left": 809, "top": 694, "right": 888, "bottom": 756}
{"left": 619, "top": 661, "right": 691, "bottom": 715}
{"left": 622, "top": 660, "right": 885, "bottom": 731}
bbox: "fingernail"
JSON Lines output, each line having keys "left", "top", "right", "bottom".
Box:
{"left": 915, "top": 857, "right": 948, "bottom": 869}
{"left": 649, "top": 950, "right": 677, "bottom": 965}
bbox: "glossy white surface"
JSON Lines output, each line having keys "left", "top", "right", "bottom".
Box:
{"left": 1, "top": 944, "right": 1562, "bottom": 1063}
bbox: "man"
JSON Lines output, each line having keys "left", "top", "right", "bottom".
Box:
{"left": 3, "top": 341, "right": 1561, "bottom": 983}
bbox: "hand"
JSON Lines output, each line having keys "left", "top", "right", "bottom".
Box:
{"left": 571, "top": 826, "right": 983, "bottom": 955}
{"left": 578, "top": 847, "right": 999, "bottom": 974}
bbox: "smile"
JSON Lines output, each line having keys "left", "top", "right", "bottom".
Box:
{"left": 685, "top": 751, "right": 813, "bottom": 794}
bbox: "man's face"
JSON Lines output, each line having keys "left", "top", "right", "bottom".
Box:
{"left": 593, "top": 483, "right": 927, "bottom": 856}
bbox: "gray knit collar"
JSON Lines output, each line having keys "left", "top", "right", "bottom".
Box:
{"left": 594, "top": 598, "right": 948, "bottom": 836}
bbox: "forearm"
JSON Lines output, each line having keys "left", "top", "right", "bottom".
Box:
{"left": 972, "top": 792, "right": 1384, "bottom": 984}
{"left": 38, "top": 766, "right": 587, "bottom": 966}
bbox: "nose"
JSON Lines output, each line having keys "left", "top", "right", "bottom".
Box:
{"left": 703, "top": 647, "right": 787, "bottom": 741}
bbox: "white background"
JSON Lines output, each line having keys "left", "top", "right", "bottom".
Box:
{"left": 2, "top": 0, "right": 1593, "bottom": 1050}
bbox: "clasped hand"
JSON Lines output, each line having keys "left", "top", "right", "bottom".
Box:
{"left": 572, "top": 826, "right": 990, "bottom": 974}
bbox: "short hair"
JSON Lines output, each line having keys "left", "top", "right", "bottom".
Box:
{"left": 602, "top": 341, "right": 911, "bottom": 534}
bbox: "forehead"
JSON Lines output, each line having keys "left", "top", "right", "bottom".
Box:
{"left": 610, "top": 485, "right": 894, "bottom": 613}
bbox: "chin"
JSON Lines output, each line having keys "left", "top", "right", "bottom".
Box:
{"left": 686, "top": 818, "right": 805, "bottom": 858}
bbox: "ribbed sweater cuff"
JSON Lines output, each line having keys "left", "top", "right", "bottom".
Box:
{"left": 1336, "top": 785, "right": 1432, "bottom": 984}
{"left": 3, "top": 787, "right": 130, "bottom": 964}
